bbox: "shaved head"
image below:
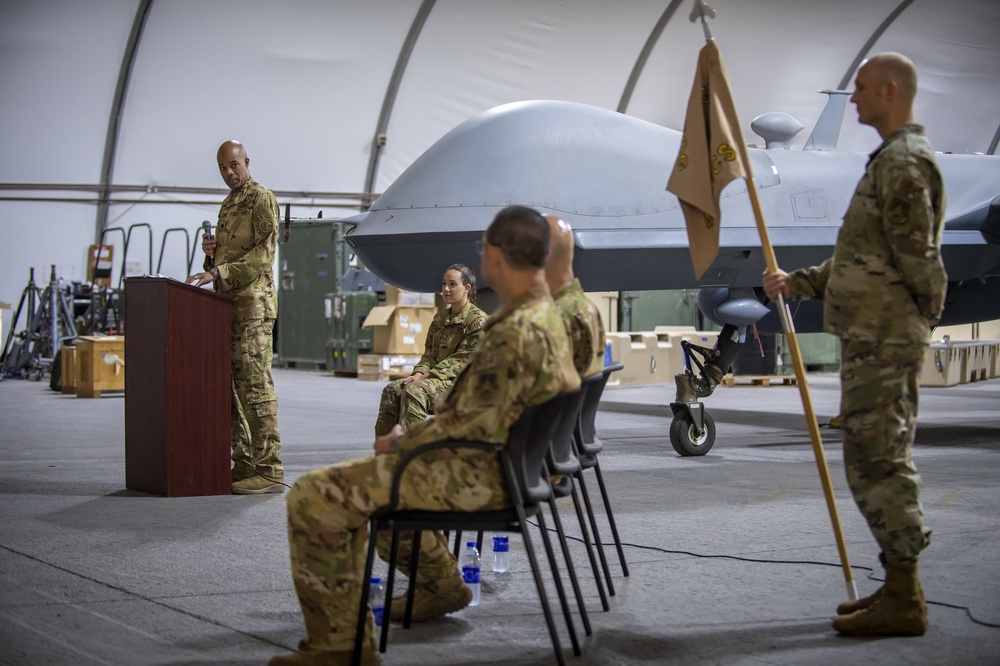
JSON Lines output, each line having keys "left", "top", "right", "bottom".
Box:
{"left": 544, "top": 214, "right": 573, "bottom": 267}
{"left": 851, "top": 52, "right": 919, "bottom": 138}
{"left": 544, "top": 214, "right": 575, "bottom": 293}
{"left": 217, "top": 140, "right": 247, "bottom": 162}
{"left": 216, "top": 140, "right": 250, "bottom": 190}
{"left": 863, "top": 52, "right": 918, "bottom": 104}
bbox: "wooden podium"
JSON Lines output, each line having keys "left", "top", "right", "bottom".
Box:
{"left": 124, "top": 277, "right": 233, "bottom": 496}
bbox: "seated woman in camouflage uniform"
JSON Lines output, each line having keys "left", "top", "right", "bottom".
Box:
{"left": 374, "top": 264, "right": 487, "bottom": 435}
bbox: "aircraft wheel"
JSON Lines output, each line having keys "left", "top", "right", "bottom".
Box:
{"left": 669, "top": 410, "right": 716, "bottom": 456}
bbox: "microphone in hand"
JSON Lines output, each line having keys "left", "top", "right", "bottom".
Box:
{"left": 201, "top": 220, "right": 216, "bottom": 259}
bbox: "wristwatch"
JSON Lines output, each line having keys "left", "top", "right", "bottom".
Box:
{"left": 390, "top": 436, "right": 402, "bottom": 453}
{"left": 209, "top": 266, "right": 220, "bottom": 281}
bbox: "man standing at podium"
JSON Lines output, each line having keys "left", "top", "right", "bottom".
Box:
{"left": 187, "top": 140, "right": 284, "bottom": 495}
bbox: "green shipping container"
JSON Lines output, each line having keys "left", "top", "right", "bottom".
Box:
{"left": 277, "top": 224, "right": 339, "bottom": 369}
{"left": 326, "top": 290, "right": 379, "bottom": 374}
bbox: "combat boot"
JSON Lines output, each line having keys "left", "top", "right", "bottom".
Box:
{"left": 837, "top": 552, "right": 886, "bottom": 615}
{"left": 389, "top": 577, "right": 472, "bottom": 623}
{"left": 833, "top": 560, "right": 927, "bottom": 637}
{"left": 272, "top": 633, "right": 379, "bottom": 665}
{"left": 231, "top": 475, "right": 286, "bottom": 494}
{"left": 269, "top": 644, "right": 379, "bottom": 666}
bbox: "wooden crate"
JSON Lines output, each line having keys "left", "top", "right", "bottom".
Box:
{"left": 60, "top": 345, "right": 78, "bottom": 394}
{"left": 76, "top": 336, "right": 125, "bottom": 398}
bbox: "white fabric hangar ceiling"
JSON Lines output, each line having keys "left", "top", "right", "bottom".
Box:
{"left": 1, "top": 0, "right": 998, "bottom": 308}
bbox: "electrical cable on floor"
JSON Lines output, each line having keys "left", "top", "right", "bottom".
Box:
{"left": 0, "top": 543, "right": 291, "bottom": 650}
{"left": 527, "top": 518, "right": 1000, "bottom": 630}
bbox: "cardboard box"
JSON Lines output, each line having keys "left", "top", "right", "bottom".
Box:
{"left": 362, "top": 305, "right": 436, "bottom": 355}
{"left": 384, "top": 285, "right": 436, "bottom": 308}
{"left": 356, "top": 353, "right": 422, "bottom": 382}
{"left": 76, "top": 335, "right": 125, "bottom": 398}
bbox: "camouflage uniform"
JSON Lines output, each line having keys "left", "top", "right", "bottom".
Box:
{"left": 285, "top": 285, "right": 579, "bottom": 651}
{"left": 553, "top": 278, "right": 606, "bottom": 377}
{"left": 787, "top": 125, "right": 946, "bottom": 565}
{"left": 374, "top": 300, "right": 487, "bottom": 436}
{"left": 206, "top": 177, "right": 283, "bottom": 481}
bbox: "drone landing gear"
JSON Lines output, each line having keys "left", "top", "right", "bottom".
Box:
{"left": 669, "top": 323, "right": 740, "bottom": 456}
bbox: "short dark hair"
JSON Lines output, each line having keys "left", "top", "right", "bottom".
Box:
{"left": 446, "top": 263, "right": 478, "bottom": 304}
{"left": 485, "top": 205, "right": 549, "bottom": 270}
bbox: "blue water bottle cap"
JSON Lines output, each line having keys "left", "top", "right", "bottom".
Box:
{"left": 467, "top": 541, "right": 475, "bottom": 547}
{"left": 371, "top": 577, "right": 381, "bottom": 584}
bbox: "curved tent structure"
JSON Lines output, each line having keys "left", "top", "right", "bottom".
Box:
{"left": 1, "top": 0, "right": 998, "bottom": 305}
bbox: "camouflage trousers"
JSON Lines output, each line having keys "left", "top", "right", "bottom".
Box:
{"left": 286, "top": 449, "right": 508, "bottom": 651}
{"left": 231, "top": 317, "right": 282, "bottom": 481}
{"left": 374, "top": 376, "right": 451, "bottom": 436}
{"left": 840, "top": 338, "right": 931, "bottom": 565}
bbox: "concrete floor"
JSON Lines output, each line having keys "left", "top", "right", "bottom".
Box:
{"left": 1, "top": 368, "right": 999, "bottom": 665}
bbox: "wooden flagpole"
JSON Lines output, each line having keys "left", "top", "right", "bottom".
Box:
{"left": 692, "top": 0, "right": 858, "bottom": 601}
{"left": 745, "top": 179, "right": 858, "bottom": 602}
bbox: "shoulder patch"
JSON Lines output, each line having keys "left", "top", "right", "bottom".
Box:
{"left": 256, "top": 214, "right": 274, "bottom": 235}
{"left": 885, "top": 175, "right": 925, "bottom": 225}
{"left": 466, "top": 319, "right": 484, "bottom": 332}
{"left": 892, "top": 175, "right": 925, "bottom": 202}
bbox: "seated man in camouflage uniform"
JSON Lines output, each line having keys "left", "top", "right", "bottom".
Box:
{"left": 374, "top": 263, "right": 487, "bottom": 436}
{"left": 544, "top": 215, "right": 605, "bottom": 378}
{"left": 271, "top": 205, "right": 580, "bottom": 666}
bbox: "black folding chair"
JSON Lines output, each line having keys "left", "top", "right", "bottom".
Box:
{"left": 572, "top": 362, "right": 628, "bottom": 596}
{"left": 547, "top": 372, "right": 610, "bottom": 614}
{"left": 352, "top": 390, "right": 583, "bottom": 666}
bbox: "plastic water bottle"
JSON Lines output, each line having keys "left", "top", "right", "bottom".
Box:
{"left": 604, "top": 339, "right": 613, "bottom": 365}
{"left": 492, "top": 534, "right": 510, "bottom": 573}
{"left": 460, "top": 541, "right": 481, "bottom": 606}
{"left": 369, "top": 577, "right": 385, "bottom": 627}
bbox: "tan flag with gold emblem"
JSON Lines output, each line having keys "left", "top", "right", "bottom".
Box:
{"left": 666, "top": 39, "right": 750, "bottom": 279}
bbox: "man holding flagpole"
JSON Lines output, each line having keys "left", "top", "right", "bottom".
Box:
{"left": 764, "top": 53, "right": 947, "bottom": 637}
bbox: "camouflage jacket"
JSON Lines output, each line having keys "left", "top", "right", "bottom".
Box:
{"left": 204, "top": 178, "right": 279, "bottom": 320}
{"left": 399, "top": 285, "right": 581, "bottom": 451}
{"left": 553, "top": 278, "right": 606, "bottom": 377}
{"left": 414, "top": 300, "right": 487, "bottom": 381}
{"left": 787, "top": 125, "right": 947, "bottom": 345}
